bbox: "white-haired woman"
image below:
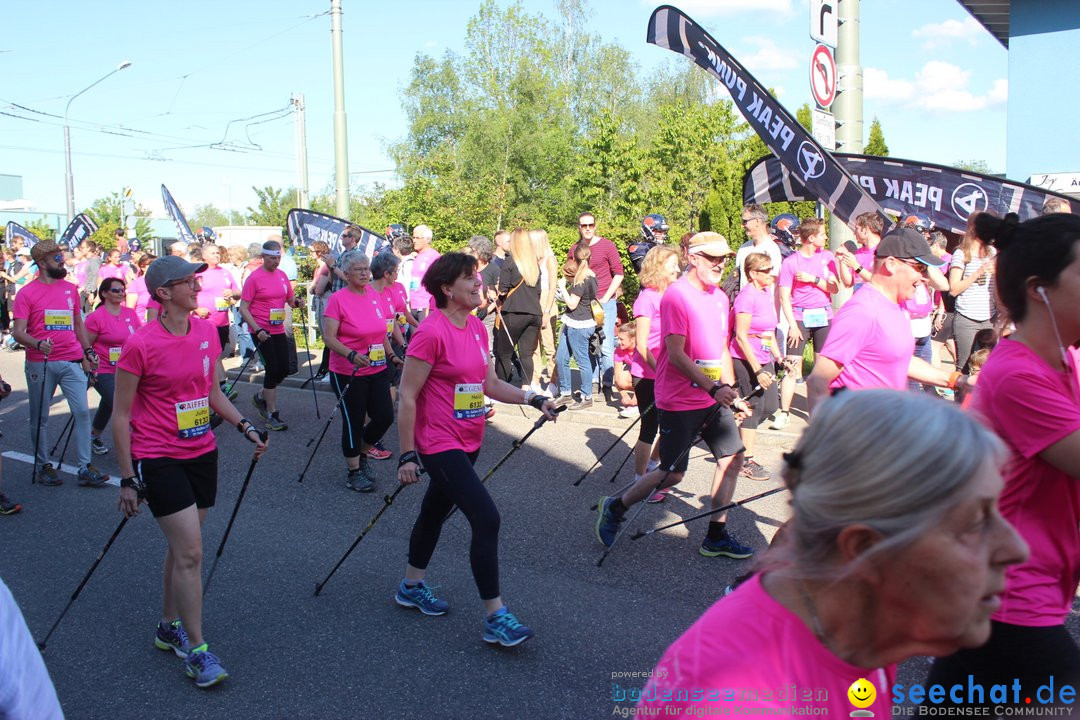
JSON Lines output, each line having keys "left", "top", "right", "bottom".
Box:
{"left": 637, "top": 390, "right": 1026, "bottom": 716}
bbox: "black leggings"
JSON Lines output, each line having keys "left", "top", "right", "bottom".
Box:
{"left": 258, "top": 333, "right": 290, "bottom": 390}
{"left": 331, "top": 369, "right": 394, "bottom": 459}
{"left": 408, "top": 449, "right": 501, "bottom": 600}
{"left": 733, "top": 358, "right": 778, "bottom": 430}
{"left": 493, "top": 312, "right": 540, "bottom": 384}
{"left": 632, "top": 377, "right": 658, "bottom": 444}
{"left": 926, "top": 620, "right": 1080, "bottom": 709}
{"left": 91, "top": 373, "right": 115, "bottom": 433}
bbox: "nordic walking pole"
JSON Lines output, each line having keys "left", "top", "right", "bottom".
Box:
{"left": 572, "top": 404, "right": 649, "bottom": 486}
{"left": 606, "top": 444, "right": 635, "bottom": 483}
{"left": 596, "top": 386, "right": 762, "bottom": 568}
{"left": 226, "top": 336, "right": 264, "bottom": 392}
{"left": 203, "top": 431, "right": 269, "bottom": 596}
{"left": 56, "top": 417, "right": 75, "bottom": 468}
{"left": 631, "top": 486, "right": 787, "bottom": 540}
{"left": 442, "top": 404, "right": 567, "bottom": 523}
{"left": 313, "top": 480, "right": 415, "bottom": 597}
{"left": 29, "top": 360, "right": 50, "bottom": 484}
{"left": 297, "top": 364, "right": 361, "bottom": 483}
{"left": 37, "top": 515, "right": 129, "bottom": 650}
{"left": 298, "top": 299, "right": 320, "bottom": 419}
{"left": 49, "top": 416, "right": 73, "bottom": 456}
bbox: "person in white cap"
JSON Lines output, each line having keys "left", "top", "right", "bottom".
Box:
{"left": 595, "top": 232, "right": 753, "bottom": 559}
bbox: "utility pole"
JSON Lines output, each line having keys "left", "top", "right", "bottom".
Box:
{"left": 330, "top": 0, "right": 350, "bottom": 219}
{"left": 829, "top": 0, "right": 863, "bottom": 250}
{"left": 292, "top": 93, "right": 310, "bottom": 209}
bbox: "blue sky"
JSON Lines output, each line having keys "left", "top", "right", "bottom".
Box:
{"left": 1, "top": 0, "right": 1014, "bottom": 222}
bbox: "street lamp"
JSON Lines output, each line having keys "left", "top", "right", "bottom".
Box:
{"left": 64, "top": 60, "right": 132, "bottom": 221}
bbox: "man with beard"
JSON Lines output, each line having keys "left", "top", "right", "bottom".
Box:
{"left": 806, "top": 227, "right": 971, "bottom": 413}
{"left": 12, "top": 241, "right": 109, "bottom": 487}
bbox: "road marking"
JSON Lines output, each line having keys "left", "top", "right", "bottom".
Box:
{"left": 2, "top": 451, "right": 119, "bottom": 486}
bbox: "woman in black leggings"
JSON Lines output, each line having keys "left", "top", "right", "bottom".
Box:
{"left": 493, "top": 228, "right": 542, "bottom": 387}
{"left": 395, "top": 252, "right": 557, "bottom": 647}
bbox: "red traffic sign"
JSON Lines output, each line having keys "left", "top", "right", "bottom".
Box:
{"left": 809, "top": 44, "right": 836, "bottom": 109}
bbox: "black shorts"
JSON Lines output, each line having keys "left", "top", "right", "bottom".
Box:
{"left": 657, "top": 404, "right": 744, "bottom": 473}
{"left": 137, "top": 450, "right": 219, "bottom": 518}
{"left": 216, "top": 325, "right": 230, "bottom": 355}
{"left": 787, "top": 318, "right": 831, "bottom": 359}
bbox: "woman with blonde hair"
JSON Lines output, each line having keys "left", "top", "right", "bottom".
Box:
{"left": 493, "top": 228, "right": 542, "bottom": 386}
{"left": 555, "top": 242, "right": 599, "bottom": 410}
{"left": 530, "top": 229, "right": 559, "bottom": 393}
{"left": 630, "top": 245, "right": 681, "bottom": 501}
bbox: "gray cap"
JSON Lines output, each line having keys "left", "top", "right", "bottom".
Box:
{"left": 145, "top": 255, "right": 208, "bottom": 296}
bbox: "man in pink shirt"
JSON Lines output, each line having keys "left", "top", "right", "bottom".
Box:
{"left": 807, "top": 227, "right": 970, "bottom": 413}
{"left": 407, "top": 224, "right": 441, "bottom": 322}
{"left": 11, "top": 241, "right": 109, "bottom": 487}
{"left": 595, "top": 233, "right": 752, "bottom": 559}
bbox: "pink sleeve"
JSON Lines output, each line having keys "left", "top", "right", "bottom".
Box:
{"left": 240, "top": 275, "right": 256, "bottom": 303}
{"left": 323, "top": 293, "right": 343, "bottom": 322}
{"left": 733, "top": 290, "right": 753, "bottom": 316}
{"left": 819, "top": 309, "right": 871, "bottom": 367}
{"left": 12, "top": 290, "right": 29, "bottom": 320}
{"left": 825, "top": 253, "right": 838, "bottom": 280}
{"left": 406, "top": 324, "right": 441, "bottom": 366}
{"left": 660, "top": 289, "right": 689, "bottom": 338}
{"left": 116, "top": 334, "right": 147, "bottom": 377}
{"left": 84, "top": 312, "right": 101, "bottom": 336}
{"left": 778, "top": 255, "right": 796, "bottom": 289}
{"left": 989, "top": 369, "right": 1080, "bottom": 459}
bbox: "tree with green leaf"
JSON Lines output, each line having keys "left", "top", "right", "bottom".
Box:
{"left": 865, "top": 117, "right": 889, "bottom": 156}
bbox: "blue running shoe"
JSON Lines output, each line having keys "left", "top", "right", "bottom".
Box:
{"left": 699, "top": 533, "right": 754, "bottom": 559}
{"left": 482, "top": 607, "right": 534, "bottom": 647}
{"left": 154, "top": 619, "right": 190, "bottom": 658}
{"left": 184, "top": 644, "right": 229, "bottom": 688}
{"left": 594, "top": 496, "right": 623, "bottom": 548}
{"left": 395, "top": 580, "right": 449, "bottom": 616}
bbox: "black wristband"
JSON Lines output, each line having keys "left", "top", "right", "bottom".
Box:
{"left": 120, "top": 475, "right": 146, "bottom": 500}
{"left": 348, "top": 350, "right": 358, "bottom": 364}
{"left": 35, "top": 340, "right": 42, "bottom": 351}
{"left": 527, "top": 394, "right": 549, "bottom": 411}
{"left": 237, "top": 418, "right": 253, "bottom": 434}
{"left": 754, "top": 368, "right": 769, "bottom": 376}
{"left": 398, "top": 450, "right": 420, "bottom": 469}
{"left": 708, "top": 383, "right": 730, "bottom": 398}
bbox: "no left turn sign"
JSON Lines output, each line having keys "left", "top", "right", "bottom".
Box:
{"left": 810, "top": 44, "right": 836, "bottom": 109}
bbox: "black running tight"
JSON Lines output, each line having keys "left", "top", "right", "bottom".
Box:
{"left": 407, "top": 449, "right": 501, "bottom": 600}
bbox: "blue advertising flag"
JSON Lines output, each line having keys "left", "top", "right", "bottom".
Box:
{"left": 5, "top": 222, "right": 40, "bottom": 248}
{"left": 646, "top": 5, "right": 892, "bottom": 232}
{"left": 744, "top": 153, "right": 1079, "bottom": 233}
{"left": 58, "top": 213, "right": 99, "bottom": 252}
{"left": 161, "top": 184, "right": 197, "bottom": 244}
{"left": 286, "top": 208, "right": 388, "bottom": 258}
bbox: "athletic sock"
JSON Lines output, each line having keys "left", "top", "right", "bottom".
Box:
{"left": 707, "top": 521, "right": 727, "bottom": 541}
{"left": 611, "top": 497, "right": 628, "bottom": 516}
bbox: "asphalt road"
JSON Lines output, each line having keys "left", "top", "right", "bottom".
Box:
{"left": 0, "top": 347, "right": 1068, "bottom": 719}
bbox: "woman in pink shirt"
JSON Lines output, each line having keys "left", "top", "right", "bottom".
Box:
{"left": 637, "top": 390, "right": 1026, "bottom": 717}
{"left": 97, "top": 249, "right": 129, "bottom": 284}
{"left": 630, "top": 245, "right": 681, "bottom": 502}
{"left": 395, "top": 252, "right": 558, "bottom": 647}
{"left": 775, "top": 218, "right": 839, "bottom": 428}
{"left": 114, "top": 255, "right": 267, "bottom": 689}
{"left": 928, "top": 212, "right": 1080, "bottom": 705}
{"left": 194, "top": 245, "right": 241, "bottom": 398}
{"left": 321, "top": 253, "right": 402, "bottom": 491}
{"left": 126, "top": 253, "right": 159, "bottom": 323}
{"left": 84, "top": 277, "right": 142, "bottom": 456}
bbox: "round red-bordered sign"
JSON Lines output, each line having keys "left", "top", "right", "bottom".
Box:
{"left": 810, "top": 44, "right": 836, "bottom": 109}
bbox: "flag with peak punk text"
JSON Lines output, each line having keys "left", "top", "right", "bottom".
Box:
{"left": 58, "top": 213, "right": 99, "bottom": 252}
{"left": 161, "top": 184, "right": 197, "bottom": 245}
{"left": 286, "top": 208, "right": 388, "bottom": 259}
{"left": 5, "top": 222, "right": 40, "bottom": 248}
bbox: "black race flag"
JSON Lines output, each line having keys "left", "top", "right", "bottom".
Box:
{"left": 286, "top": 209, "right": 388, "bottom": 259}
{"left": 161, "top": 185, "right": 197, "bottom": 244}
{"left": 744, "top": 153, "right": 1077, "bottom": 234}
{"left": 58, "top": 213, "right": 99, "bottom": 252}
{"left": 5, "top": 222, "right": 40, "bottom": 248}
{"left": 646, "top": 5, "right": 892, "bottom": 232}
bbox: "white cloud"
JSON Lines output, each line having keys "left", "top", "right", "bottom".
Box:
{"left": 738, "top": 37, "right": 799, "bottom": 71}
{"left": 912, "top": 17, "right": 985, "bottom": 49}
{"left": 863, "top": 62, "right": 1006, "bottom": 112}
{"left": 640, "top": 0, "right": 793, "bottom": 17}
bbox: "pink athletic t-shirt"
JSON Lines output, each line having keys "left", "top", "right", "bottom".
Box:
{"left": 819, "top": 285, "right": 913, "bottom": 391}
{"left": 639, "top": 575, "right": 895, "bottom": 716}
{"left": 631, "top": 287, "right": 663, "bottom": 380}
{"left": 323, "top": 286, "right": 390, "bottom": 377}
{"left": 614, "top": 345, "right": 633, "bottom": 370}
{"left": 778, "top": 250, "right": 837, "bottom": 320}
{"left": 196, "top": 266, "right": 240, "bottom": 328}
{"left": 408, "top": 247, "right": 442, "bottom": 311}
{"left": 118, "top": 318, "right": 220, "bottom": 460}
{"left": 241, "top": 267, "right": 294, "bottom": 335}
{"left": 12, "top": 278, "right": 82, "bottom": 362}
{"left": 972, "top": 339, "right": 1080, "bottom": 626}
{"left": 407, "top": 311, "right": 490, "bottom": 454}
{"left": 730, "top": 284, "right": 779, "bottom": 365}
{"left": 84, "top": 305, "right": 142, "bottom": 374}
{"left": 128, "top": 275, "right": 153, "bottom": 322}
{"left": 97, "top": 264, "right": 126, "bottom": 283}
{"left": 655, "top": 275, "right": 730, "bottom": 412}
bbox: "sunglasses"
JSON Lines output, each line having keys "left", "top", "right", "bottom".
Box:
{"left": 51, "top": 253, "right": 65, "bottom": 264}
{"left": 754, "top": 266, "right": 774, "bottom": 274}
{"left": 105, "top": 286, "right": 126, "bottom": 294}
{"left": 579, "top": 223, "right": 595, "bottom": 228}
{"left": 740, "top": 218, "right": 756, "bottom": 225}
{"left": 697, "top": 253, "right": 729, "bottom": 269}
{"left": 897, "top": 258, "right": 929, "bottom": 276}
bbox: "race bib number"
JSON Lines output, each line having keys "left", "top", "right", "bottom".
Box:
{"left": 108, "top": 347, "right": 122, "bottom": 366}
{"left": 268, "top": 308, "right": 286, "bottom": 326}
{"left": 409, "top": 278, "right": 420, "bottom": 292}
{"left": 44, "top": 309, "right": 73, "bottom": 331}
{"left": 802, "top": 307, "right": 829, "bottom": 329}
{"left": 214, "top": 297, "right": 231, "bottom": 311}
{"left": 695, "top": 359, "right": 723, "bottom": 384}
{"left": 175, "top": 397, "right": 210, "bottom": 439}
{"left": 453, "top": 383, "right": 484, "bottom": 420}
{"left": 386, "top": 318, "right": 395, "bottom": 335}
{"left": 368, "top": 344, "right": 386, "bottom": 367}
{"left": 760, "top": 336, "right": 773, "bottom": 351}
